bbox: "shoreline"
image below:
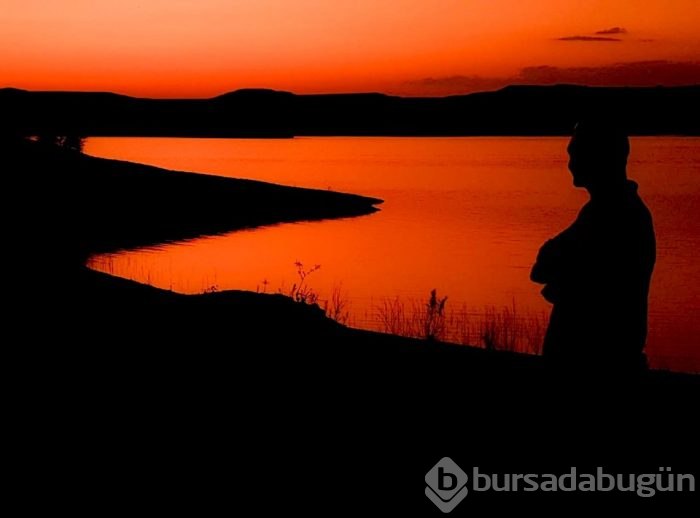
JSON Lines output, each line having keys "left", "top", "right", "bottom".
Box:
{"left": 9, "top": 137, "right": 698, "bottom": 393}
{"left": 10, "top": 138, "right": 381, "bottom": 261}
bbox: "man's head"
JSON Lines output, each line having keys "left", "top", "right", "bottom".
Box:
{"left": 567, "top": 120, "right": 630, "bottom": 189}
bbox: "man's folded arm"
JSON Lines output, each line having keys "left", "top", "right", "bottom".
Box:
{"left": 531, "top": 238, "right": 561, "bottom": 284}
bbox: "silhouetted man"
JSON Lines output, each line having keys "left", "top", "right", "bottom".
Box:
{"left": 531, "top": 122, "right": 655, "bottom": 374}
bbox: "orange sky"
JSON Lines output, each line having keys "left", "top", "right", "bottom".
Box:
{"left": 2, "top": 0, "right": 699, "bottom": 97}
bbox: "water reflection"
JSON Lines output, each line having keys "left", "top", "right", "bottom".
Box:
{"left": 85, "top": 137, "right": 700, "bottom": 372}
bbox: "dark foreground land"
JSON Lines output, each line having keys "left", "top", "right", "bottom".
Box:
{"left": 9, "top": 138, "right": 700, "bottom": 499}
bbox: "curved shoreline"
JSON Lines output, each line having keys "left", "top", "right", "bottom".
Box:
{"left": 10, "top": 139, "right": 698, "bottom": 393}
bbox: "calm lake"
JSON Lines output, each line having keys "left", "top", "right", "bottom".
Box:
{"left": 84, "top": 137, "right": 700, "bottom": 373}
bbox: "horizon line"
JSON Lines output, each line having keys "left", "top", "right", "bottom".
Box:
{"left": 2, "top": 83, "right": 700, "bottom": 101}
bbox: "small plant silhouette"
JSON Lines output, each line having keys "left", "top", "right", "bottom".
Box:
{"left": 376, "top": 289, "right": 448, "bottom": 341}
{"left": 275, "top": 263, "right": 351, "bottom": 323}
{"left": 287, "top": 261, "right": 321, "bottom": 304}
{"left": 424, "top": 289, "right": 448, "bottom": 340}
{"left": 376, "top": 293, "right": 546, "bottom": 352}
{"left": 257, "top": 278, "right": 269, "bottom": 294}
{"left": 323, "top": 283, "right": 351, "bottom": 325}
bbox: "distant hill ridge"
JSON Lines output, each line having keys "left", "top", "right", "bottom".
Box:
{"left": 1, "top": 84, "right": 698, "bottom": 136}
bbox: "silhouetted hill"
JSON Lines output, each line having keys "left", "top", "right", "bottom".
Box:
{"left": 1, "top": 85, "right": 698, "bottom": 136}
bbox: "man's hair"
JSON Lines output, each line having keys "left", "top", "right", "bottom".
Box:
{"left": 572, "top": 120, "right": 630, "bottom": 169}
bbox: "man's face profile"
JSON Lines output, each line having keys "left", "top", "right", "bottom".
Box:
{"left": 566, "top": 124, "right": 630, "bottom": 189}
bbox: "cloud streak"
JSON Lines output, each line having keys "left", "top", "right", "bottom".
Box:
{"left": 558, "top": 35, "right": 622, "bottom": 42}
{"left": 596, "top": 27, "right": 628, "bottom": 35}
{"left": 518, "top": 61, "right": 700, "bottom": 85}
{"left": 402, "top": 75, "right": 509, "bottom": 96}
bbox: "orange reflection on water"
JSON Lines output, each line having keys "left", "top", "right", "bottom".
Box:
{"left": 86, "top": 137, "right": 700, "bottom": 372}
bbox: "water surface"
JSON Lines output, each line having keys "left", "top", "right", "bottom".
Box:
{"left": 85, "top": 137, "right": 700, "bottom": 372}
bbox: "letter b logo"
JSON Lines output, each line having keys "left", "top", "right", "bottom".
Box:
{"left": 438, "top": 467, "right": 457, "bottom": 490}
{"left": 425, "top": 458, "right": 469, "bottom": 513}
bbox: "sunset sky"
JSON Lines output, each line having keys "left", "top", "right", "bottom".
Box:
{"left": 2, "top": 0, "right": 699, "bottom": 97}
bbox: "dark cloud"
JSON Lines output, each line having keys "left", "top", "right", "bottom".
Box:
{"left": 558, "top": 35, "right": 622, "bottom": 42}
{"left": 401, "top": 61, "right": 700, "bottom": 96}
{"left": 518, "top": 61, "right": 700, "bottom": 86}
{"left": 596, "top": 27, "right": 628, "bottom": 35}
